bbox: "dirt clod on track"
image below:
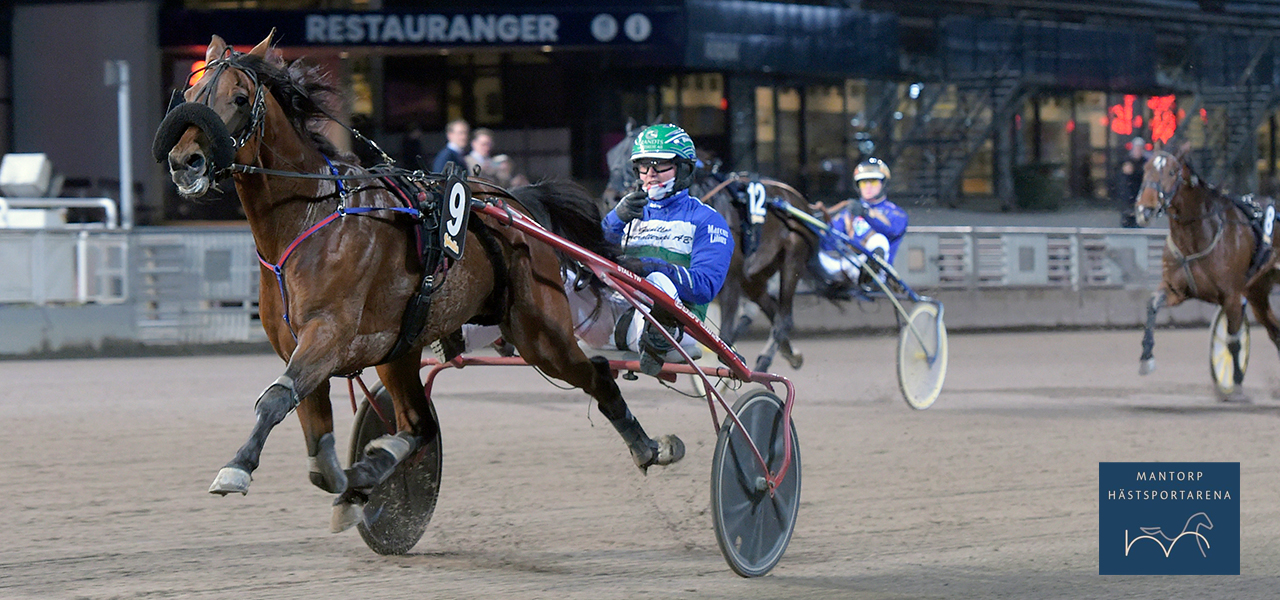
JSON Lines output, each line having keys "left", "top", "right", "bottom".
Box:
{"left": 2, "top": 329, "right": 1278, "bottom": 599}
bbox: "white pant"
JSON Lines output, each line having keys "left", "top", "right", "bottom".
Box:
{"left": 818, "top": 232, "right": 889, "bottom": 283}
{"left": 462, "top": 270, "right": 699, "bottom": 354}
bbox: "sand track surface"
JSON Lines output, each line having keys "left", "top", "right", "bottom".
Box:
{"left": 3, "top": 329, "right": 1278, "bottom": 599}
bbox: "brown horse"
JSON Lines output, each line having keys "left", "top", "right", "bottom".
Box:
{"left": 1135, "top": 148, "right": 1280, "bottom": 399}
{"left": 158, "top": 34, "right": 683, "bottom": 524}
{"left": 699, "top": 174, "right": 818, "bottom": 372}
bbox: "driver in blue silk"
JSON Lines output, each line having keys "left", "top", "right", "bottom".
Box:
{"left": 461, "top": 124, "right": 732, "bottom": 376}
{"left": 815, "top": 157, "right": 908, "bottom": 287}
{"left": 603, "top": 124, "right": 734, "bottom": 373}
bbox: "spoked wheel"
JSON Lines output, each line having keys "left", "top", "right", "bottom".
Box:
{"left": 348, "top": 382, "right": 443, "bottom": 555}
{"left": 1208, "top": 306, "right": 1250, "bottom": 399}
{"left": 897, "top": 302, "right": 948, "bottom": 409}
{"left": 711, "top": 388, "right": 801, "bottom": 578}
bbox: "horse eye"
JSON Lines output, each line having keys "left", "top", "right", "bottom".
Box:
{"left": 234, "top": 95, "right": 249, "bottom": 107}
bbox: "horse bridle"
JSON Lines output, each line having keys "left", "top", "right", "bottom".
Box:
{"left": 186, "top": 50, "right": 269, "bottom": 153}
{"left": 1140, "top": 151, "right": 1204, "bottom": 221}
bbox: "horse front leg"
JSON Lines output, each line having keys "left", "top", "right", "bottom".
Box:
{"left": 209, "top": 321, "right": 344, "bottom": 496}
{"left": 331, "top": 350, "right": 432, "bottom": 533}
{"left": 300, "top": 379, "right": 345, "bottom": 494}
{"left": 1139, "top": 290, "right": 1166, "bottom": 375}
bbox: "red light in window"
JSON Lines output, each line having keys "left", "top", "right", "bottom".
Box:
{"left": 719, "top": 97, "right": 728, "bottom": 111}
{"left": 1065, "top": 119, "right": 1076, "bottom": 133}
{"left": 1108, "top": 95, "right": 1136, "bottom": 135}
{"left": 1147, "top": 95, "right": 1178, "bottom": 144}
{"left": 1200, "top": 108, "right": 1208, "bottom": 122}
{"left": 1133, "top": 115, "right": 1143, "bottom": 128}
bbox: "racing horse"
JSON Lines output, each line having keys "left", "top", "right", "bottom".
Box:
{"left": 157, "top": 33, "right": 684, "bottom": 522}
{"left": 603, "top": 131, "right": 815, "bottom": 372}
{"left": 1135, "top": 147, "right": 1280, "bottom": 399}
{"left": 698, "top": 174, "right": 818, "bottom": 372}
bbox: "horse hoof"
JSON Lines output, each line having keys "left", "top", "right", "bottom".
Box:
{"left": 209, "top": 467, "right": 251, "bottom": 496}
{"left": 654, "top": 434, "right": 685, "bottom": 466}
{"left": 1221, "top": 388, "right": 1252, "bottom": 403}
{"left": 786, "top": 352, "right": 804, "bottom": 370}
{"left": 330, "top": 501, "right": 362, "bottom": 533}
{"left": 1138, "top": 358, "right": 1156, "bottom": 376}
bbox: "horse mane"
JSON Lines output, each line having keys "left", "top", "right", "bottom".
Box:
{"left": 226, "top": 53, "right": 353, "bottom": 162}
{"left": 508, "top": 180, "right": 644, "bottom": 290}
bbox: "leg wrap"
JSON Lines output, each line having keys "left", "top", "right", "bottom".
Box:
{"left": 254, "top": 377, "right": 300, "bottom": 424}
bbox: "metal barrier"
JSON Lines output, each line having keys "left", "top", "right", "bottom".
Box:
{"left": 0, "top": 225, "right": 1175, "bottom": 346}
{"left": 0, "top": 197, "right": 120, "bottom": 229}
{"left": 896, "top": 226, "right": 1167, "bottom": 291}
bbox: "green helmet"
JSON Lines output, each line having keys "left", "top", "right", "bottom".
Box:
{"left": 631, "top": 124, "right": 697, "bottom": 193}
{"left": 631, "top": 124, "right": 696, "bottom": 162}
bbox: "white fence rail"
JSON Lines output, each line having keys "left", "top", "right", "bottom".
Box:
{"left": 0, "top": 225, "right": 1174, "bottom": 345}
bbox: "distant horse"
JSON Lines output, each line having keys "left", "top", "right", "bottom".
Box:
{"left": 156, "top": 33, "right": 683, "bottom": 525}
{"left": 1134, "top": 148, "right": 1280, "bottom": 399}
{"left": 602, "top": 131, "right": 816, "bottom": 372}
{"left": 699, "top": 174, "right": 818, "bottom": 372}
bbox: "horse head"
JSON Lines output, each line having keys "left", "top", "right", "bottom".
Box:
{"left": 1136, "top": 148, "right": 1193, "bottom": 226}
{"left": 155, "top": 33, "right": 278, "bottom": 199}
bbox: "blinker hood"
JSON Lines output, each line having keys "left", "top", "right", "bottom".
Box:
{"left": 152, "top": 102, "right": 236, "bottom": 171}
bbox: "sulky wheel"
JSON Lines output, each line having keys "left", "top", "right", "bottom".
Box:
{"left": 1208, "top": 305, "right": 1250, "bottom": 399}
{"left": 348, "top": 382, "right": 443, "bottom": 555}
{"left": 897, "top": 302, "right": 948, "bottom": 410}
{"left": 711, "top": 388, "right": 801, "bottom": 577}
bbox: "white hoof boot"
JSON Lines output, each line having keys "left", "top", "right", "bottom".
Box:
{"left": 209, "top": 467, "right": 251, "bottom": 496}
{"left": 655, "top": 434, "right": 685, "bottom": 466}
{"left": 330, "top": 501, "right": 363, "bottom": 534}
{"left": 1138, "top": 358, "right": 1156, "bottom": 376}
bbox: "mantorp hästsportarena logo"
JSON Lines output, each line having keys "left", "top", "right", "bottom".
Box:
{"left": 1099, "top": 462, "right": 1238, "bottom": 575}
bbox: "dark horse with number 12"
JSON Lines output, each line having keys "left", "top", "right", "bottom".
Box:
{"left": 156, "top": 33, "right": 683, "bottom": 530}
{"left": 1134, "top": 148, "right": 1280, "bottom": 400}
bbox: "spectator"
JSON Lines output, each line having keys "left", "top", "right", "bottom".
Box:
{"left": 431, "top": 119, "right": 469, "bottom": 173}
{"left": 1115, "top": 136, "right": 1147, "bottom": 228}
{"left": 465, "top": 128, "right": 496, "bottom": 177}
{"left": 490, "top": 154, "right": 530, "bottom": 188}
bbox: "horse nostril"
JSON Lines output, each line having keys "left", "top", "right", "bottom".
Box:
{"left": 186, "top": 153, "right": 205, "bottom": 171}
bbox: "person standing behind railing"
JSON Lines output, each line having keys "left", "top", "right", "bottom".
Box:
{"left": 1115, "top": 136, "right": 1147, "bottom": 228}
{"left": 431, "top": 119, "right": 469, "bottom": 173}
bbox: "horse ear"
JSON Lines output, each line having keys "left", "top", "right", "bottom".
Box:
{"left": 248, "top": 28, "right": 275, "bottom": 58}
{"left": 206, "top": 35, "right": 228, "bottom": 64}
{"left": 1175, "top": 140, "right": 1192, "bottom": 162}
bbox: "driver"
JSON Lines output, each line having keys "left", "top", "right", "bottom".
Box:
{"left": 461, "top": 124, "right": 732, "bottom": 376}
{"left": 815, "top": 157, "right": 908, "bottom": 288}
{"left": 601, "top": 124, "right": 733, "bottom": 374}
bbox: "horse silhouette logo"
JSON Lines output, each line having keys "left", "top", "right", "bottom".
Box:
{"left": 1124, "top": 512, "right": 1213, "bottom": 558}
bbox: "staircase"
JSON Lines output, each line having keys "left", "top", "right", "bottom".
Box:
{"left": 890, "top": 72, "right": 1033, "bottom": 206}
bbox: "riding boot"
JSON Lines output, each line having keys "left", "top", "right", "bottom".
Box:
{"left": 857, "top": 248, "right": 886, "bottom": 292}
{"left": 639, "top": 309, "right": 682, "bottom": 377}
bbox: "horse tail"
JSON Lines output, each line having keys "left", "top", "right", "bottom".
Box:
{"left": 507, "top": 180, "right": 643, "bottom": 290}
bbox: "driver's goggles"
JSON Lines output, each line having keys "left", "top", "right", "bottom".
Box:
{"left": 634, "top": 160, "right": 676, "bottom": 175}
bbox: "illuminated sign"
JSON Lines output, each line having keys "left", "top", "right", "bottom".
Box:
{"left": 1147, "top": 95, "right": 1182, "bottom": 145}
